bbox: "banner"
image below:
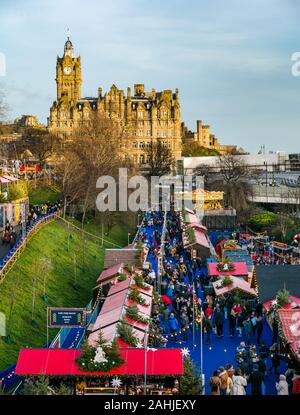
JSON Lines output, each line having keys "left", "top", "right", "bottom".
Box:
{"left": 48, "top": 308, "right": 86, "bottom": 328}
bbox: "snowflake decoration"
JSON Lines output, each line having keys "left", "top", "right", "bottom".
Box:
{"left": 136, "top": 342, "right": 144, "bottom": 348}
{"left": 111, "top": 377, "right": 122, "bottom": 388}
{"left": 180, "top": 347, "right": 190, "bottom": 357}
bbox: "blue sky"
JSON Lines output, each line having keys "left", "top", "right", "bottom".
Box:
{"left": 0, "top": 0, "right": 300, "bottom": 153}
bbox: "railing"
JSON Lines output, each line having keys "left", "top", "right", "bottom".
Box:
{"left": 0, "top": 210, "right": 62, "bottom": 283}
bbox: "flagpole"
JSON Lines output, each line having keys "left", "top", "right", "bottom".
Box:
{"left": 144, "top": 330, "right": 149, "bottom": 395}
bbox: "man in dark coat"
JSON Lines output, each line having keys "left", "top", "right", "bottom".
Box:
{"left": 214, "top": 304, "right": 225, "bottom": 337}
{"left": 248, "top": 364, "right": 264, "bottom": 395}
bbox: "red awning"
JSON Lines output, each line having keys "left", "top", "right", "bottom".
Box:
{"left": 15, "top": 348, "right": 184, "bottom": 376}
{"left": 208, "top": 262, "right": 248, "bottom": 277}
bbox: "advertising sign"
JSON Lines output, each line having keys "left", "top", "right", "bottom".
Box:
{"left": 48, "top": 308, "right": 86, "bottom": 328}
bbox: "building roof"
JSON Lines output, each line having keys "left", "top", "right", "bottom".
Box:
{"left": 277, "top": 309, "right": 300, "bottom": 362}
{"left": 212, "top": 276, "right": 257, "bottom": 297}
{"left": 97, "top": 263, "right": 124, "bottom": 284}
{"left": 15, "top": 348, "right": 184, "bottom": 376}
{"left": 104, "top": 249, "right": 141, "bottom": 269}
{"left": 208, "top": 262, "right": 248, "bottom": 277}
{"left": 256, "top": 265, "right": 300, "bottom": 303}
{"left": 263, "top": 295, "right": 300, "bottom": 312}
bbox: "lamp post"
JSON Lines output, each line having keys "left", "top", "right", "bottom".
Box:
{"left": 127, "top": 233, "right": 131, "bottom": 246}
{"left": 144, "top": 331, "right": 149, "bottom": 395}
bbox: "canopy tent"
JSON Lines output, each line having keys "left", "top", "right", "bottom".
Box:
{"left": 212, "top": 276, "right": 257, "bottom": 298}
{"left": 277, "top": 309, "right": 300, "bottom": 362}
{"left": 208, "top": 262, "right": 248, "bottom": 278}
{"left": 15, "top": 348, "right": 184, "bottom": 376}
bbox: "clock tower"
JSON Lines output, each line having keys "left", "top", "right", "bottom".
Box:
{"left": 56, "top": 34, "right": 82, "bottom": 102}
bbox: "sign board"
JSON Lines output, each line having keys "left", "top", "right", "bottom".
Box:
{"left": 48, "top": 308, "right": 86, "bottom": 328}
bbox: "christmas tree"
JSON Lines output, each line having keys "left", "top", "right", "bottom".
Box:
{"left": 180, "top": 357, "right": 203, "bottom": 395}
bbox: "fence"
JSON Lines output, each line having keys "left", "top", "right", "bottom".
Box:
{"left": 0, "top": 211, "right": 62, "bottom": 283}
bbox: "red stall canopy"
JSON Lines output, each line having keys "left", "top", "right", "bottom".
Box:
{"left": 15, "top": 348, "right": 184, "bottom": 376}
{"left": 208, "top": 262, "right": 248, "bottom": 277}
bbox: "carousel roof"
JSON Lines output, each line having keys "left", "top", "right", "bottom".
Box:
{"left": 15, "top": 348, "right": 184, "bottom": 376}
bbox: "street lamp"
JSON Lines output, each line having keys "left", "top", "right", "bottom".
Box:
{"left": 127, "top": 233, "right": 131, "bottom": 245}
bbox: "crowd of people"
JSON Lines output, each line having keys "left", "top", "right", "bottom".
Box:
{"left": 1, "top": 201, "right": 61, "bottom": 252}
{"left": 209, "top": 341, "right": 300, "bottom": 395}
{"left": 138, "top": 208, "right": 300, "bottom": 396}
{"left": 245, "top": 239, "right": 300, "bottom": 265}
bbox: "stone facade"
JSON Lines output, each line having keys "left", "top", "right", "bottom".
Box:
{"left": 181, "top": 120, "right": 237, "bottom": 155}
{"left": 49, "top": 36, "right": 235, "bottom": 163}
{"left": 49, "top": 37, "right": 182, "bottom": 163}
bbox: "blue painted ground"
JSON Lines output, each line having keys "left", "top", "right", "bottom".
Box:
{"left": 142, "top": 212, "right": 287, "bottom": 395}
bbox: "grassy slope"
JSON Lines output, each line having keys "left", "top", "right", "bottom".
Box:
{"left": 0, "top": 219, "right": 129, "bottom": 371}
{"left": 67, "top": 216, "right": 137, "bottom": 248}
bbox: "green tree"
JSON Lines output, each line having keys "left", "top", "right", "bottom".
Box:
{"left": 183, "top": 143, "right": 220, "bottom": 157}
{"left": 180, "top": 357, "right": 202, "bottom": 395}
{"left": 247, "top": 211, "right": 277, "bottom": 232}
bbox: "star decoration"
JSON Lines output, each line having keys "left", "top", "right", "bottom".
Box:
{"left": 111, "top": 377, "right": 122, "bottom": 388}
{"left": 180, "top": 347, "right": 190, "bottom": 357}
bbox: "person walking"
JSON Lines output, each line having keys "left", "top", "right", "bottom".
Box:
{"left": 232, "top": 368, "right": 247, "bottom": 395}
{"left": 229, "top": 308, "right": 236, "bottom": 337}
{"left": 209, "top": 371, "right": 221, "bottom": 395}
{"left": 243, "top": 316, "right": 253, "bottom": 345}
{"left": 218, "top": 367, "right": 229, "bottom": 396}
{"left": 276, "top": 375, "right": 289, "bottom": 395}
{"left": 269, "top": 344, "right": 280, "bottom": 375}
{"left": 248, "top": 364, "right": 264, "bottom": 396}
{"left": 214, "top": 304, "right": 225, "bottom": 337}
{"left": 168, "top": 313, "right": 180, "bottom": 341}
{"left": 203, "top": 316, "right": 213, "bottom": 344}
{"left": 256, "top": 315, "right": 263, "bottom": 344}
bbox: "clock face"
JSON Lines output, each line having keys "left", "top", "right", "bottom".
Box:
{"left": 64, "top": 66, "right": 72, "bottom": 75}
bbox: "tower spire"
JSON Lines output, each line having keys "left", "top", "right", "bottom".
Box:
{"left": 64, "top": 29, "right": 74, "bottom": 58}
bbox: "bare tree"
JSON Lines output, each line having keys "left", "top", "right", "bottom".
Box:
{"left": 217, "top": 154, "right": 249, "bottom": 184}
{"left": 19, "top": 128, "right": 61, "bottom": 167}
{"left": 145, "top": 141, "right": 174, "bottom": 177}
